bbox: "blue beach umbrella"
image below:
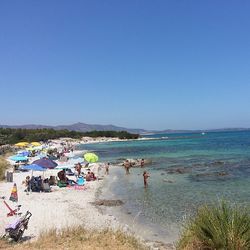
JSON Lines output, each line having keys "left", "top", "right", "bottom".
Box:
{"left": 10, "top": 155, "right": 28, "bottom": 162}
{"left": 20, "top": 164, "right": 46, "bottom": 171}
{"left": 20, "top": 164, "right": 46, "bottom": 178}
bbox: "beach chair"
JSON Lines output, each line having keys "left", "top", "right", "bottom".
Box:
{"left": 1, "top": 196, "right": 21, "bottom": 217}
{"left": 4, "top": 211, "right": 32, "bottom": 241}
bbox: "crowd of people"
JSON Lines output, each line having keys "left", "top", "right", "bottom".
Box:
{"left": 21, "top": 158, "right": 150, "bottom": 194}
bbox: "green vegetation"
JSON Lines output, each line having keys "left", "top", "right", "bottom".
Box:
{"left": 84, "top": 130, "right": 139, "bottom": 139}
{"left": 0, "top": 156, "right": 11, "bottom": 180}
{"left": 177, "top": 201, "right": 250, "bottom": 250}
{"left": 0, "top": 227, "right": 147, "bottom": 250}
{"left": 0, "top": 128, "right": 139, "bottom": 145}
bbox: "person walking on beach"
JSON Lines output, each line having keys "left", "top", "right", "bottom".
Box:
{"left": 105, "top": 162, "right": 110, "bottom": 175}
{"left": 124, "top": 160, "right": 131, "bottom": 175}
{"left": 143, "top": 171, "right": 150, "bottom": 188}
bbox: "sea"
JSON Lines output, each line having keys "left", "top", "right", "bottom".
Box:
{"left": 78, "top": 130, "right": 250, "bottom": 244}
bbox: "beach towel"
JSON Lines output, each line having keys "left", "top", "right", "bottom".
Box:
{"left": 57, "top": 181, "right": 67, "bottom": 188}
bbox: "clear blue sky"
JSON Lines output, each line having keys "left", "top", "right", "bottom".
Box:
{"left": 0, "top": 1, "right": 250, "bottom": 130}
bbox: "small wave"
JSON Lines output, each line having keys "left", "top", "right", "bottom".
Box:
{"left": 161, "top": 136, "right": 169, "bottom": 139}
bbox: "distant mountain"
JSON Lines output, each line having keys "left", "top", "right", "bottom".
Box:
{"left": 0, "top": 122, "right": 147, "bottom": 134}
{"left": 0, "top": 123, "right": 249, "bottom": 135}
{"left": 54, "top": 122, "right": 147, "bottom": 134}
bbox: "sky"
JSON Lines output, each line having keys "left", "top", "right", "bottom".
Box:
{"left": 0, "top": 1, "right": 250, "bottom": 130}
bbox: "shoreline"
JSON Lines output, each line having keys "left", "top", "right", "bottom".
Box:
{"left": 96, "top": 166, "right": 177, "bottom": 249}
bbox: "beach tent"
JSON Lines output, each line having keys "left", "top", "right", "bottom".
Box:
{"left": 9, "top": 183, "right": 18, "bottom": 203}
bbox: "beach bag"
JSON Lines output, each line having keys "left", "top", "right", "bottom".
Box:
{"left": 77, "top": 176, "right": 85, "bottom": 186}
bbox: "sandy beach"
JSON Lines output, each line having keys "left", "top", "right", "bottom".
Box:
{"left": 0, "top": 166, "right": 121, "bottom": 239}
{"left": 1, "top": 141, "right": 115, "bottom": 235}
{"left": 0, "top": 138, "right": 175, "bottom": 250}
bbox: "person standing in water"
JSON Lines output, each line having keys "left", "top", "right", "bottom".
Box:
{"left": 105, "top": 162, "right": 110, "bottom": 175}
{"left": 124, "top": 160, "right": 131, "bottom": 175}
{"left": 143, "top": 171, "right": 150, "bottom": 188}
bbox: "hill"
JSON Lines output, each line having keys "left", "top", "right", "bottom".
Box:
{"left": 0, "top": 122, "right": 147, "bottom": 134}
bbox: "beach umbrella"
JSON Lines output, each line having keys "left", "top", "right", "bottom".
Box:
{"left": 10, "top": 155, "right": 28, "bottom": 162}
{"left": 84, "top": 153, "right": 99, "bottom": 163}
{"left": 18, "top": 151, "right": 29, "bottom": 157}
{"left": 30, "top": 142, "right": 41, "bottom": 147}
{"left": 20, "top": 164, "right": 46, "bottom": 171}
{"left": 15, "top": 142, "right": 29, "bottom": 147}
{"left": 32, "top": 157, "right": 58, "bottom": 169}
{"left": 20, "top": 164, "right": 46, "bottom": 178}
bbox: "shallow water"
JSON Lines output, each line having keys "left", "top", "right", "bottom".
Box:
{"left": 79, "top": 131, "right": 250, "bottom": 243}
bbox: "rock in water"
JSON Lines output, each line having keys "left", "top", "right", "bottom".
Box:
{"left": 91, "top": 199, "right": 124, "bottom": 206}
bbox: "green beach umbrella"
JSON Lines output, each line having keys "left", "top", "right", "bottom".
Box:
{"left": 84, "top": 153, "right": 99, "bottom": 163}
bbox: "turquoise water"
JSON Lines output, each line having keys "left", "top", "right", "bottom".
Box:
{"left": 79, "top": 131, "right": 250, "bottom": 242}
